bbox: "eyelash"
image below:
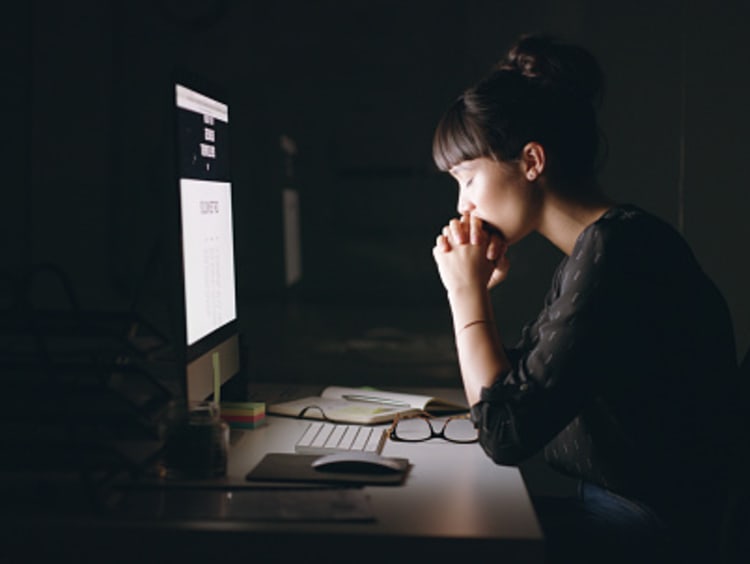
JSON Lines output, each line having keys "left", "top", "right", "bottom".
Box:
{"left": 455, "top": 176, "right": 473, "bottom": 191}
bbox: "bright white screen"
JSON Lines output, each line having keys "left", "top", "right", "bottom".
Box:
{"left": 180, "top": 178, "right": 237, "bottom": 346}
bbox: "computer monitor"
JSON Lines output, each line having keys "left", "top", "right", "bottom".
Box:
{"left": 173, "top": 77, "right": 241, "bottom": 403}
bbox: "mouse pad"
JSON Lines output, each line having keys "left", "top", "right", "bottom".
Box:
{"left": 245, "top": 453, "right": 410, "bottom": 486}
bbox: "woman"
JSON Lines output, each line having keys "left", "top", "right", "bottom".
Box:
{"left": 431, "top": 33, "right": 740, "bottom": 563}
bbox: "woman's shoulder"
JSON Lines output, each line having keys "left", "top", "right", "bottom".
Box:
{"left": 575, "top": 203, "right": 697, "bottom": 275}
{"left": 594, "top": 203, "right": 673, "bottom": 233}
{"left": 582, "top": 204, "right": 686, "bottom": 251}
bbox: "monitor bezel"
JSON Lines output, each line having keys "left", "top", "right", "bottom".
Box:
{"left": 171, "top": 69, "right": 241, "bottom": 401}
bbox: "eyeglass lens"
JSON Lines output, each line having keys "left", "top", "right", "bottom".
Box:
{"left": 395, "top": 416, "right": 477, "bottom": 442}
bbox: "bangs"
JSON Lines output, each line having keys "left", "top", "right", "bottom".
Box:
{"left": 432, "top": 96, "right": 490, "bottom": 172}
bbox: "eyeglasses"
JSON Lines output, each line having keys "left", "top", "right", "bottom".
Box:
{"left": 387, "top": 411, "right": 478, "bottom": 444}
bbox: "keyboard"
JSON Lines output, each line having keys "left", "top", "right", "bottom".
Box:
{"left": 294, "top": 421, "right": 387, "bottom": 455}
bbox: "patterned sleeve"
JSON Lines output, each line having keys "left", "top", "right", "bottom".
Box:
{"left": 470, "top": 223, "right": 617, "bottom": 465}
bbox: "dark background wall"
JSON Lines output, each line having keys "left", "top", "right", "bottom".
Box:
{"left": 5, "top": 0, "right": 750, "bottom": 388}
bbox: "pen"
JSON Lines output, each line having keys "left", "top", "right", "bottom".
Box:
{"left": 342, "top": 394, "right": 411, "bottom": 408}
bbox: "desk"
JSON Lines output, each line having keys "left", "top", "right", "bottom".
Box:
{"left": 0, "top": 388, "right": 544, "bottom": 563}
{"left": 238, "top": 415, "right": 540, "bottom": 532}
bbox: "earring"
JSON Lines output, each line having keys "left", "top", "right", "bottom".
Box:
{"left": 527, "top": 171, "right": 537, "bottom": 181}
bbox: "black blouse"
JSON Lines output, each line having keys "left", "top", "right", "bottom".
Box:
{"left": 470, "top": 205, "right": 739, "bottom": 524}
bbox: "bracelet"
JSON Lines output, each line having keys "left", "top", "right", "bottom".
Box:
{"left": 457, "top": 319, "right": 490, "bottom": 336}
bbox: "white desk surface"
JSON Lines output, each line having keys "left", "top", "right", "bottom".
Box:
{"left": 0, "top": 387, "right": 544, "bottom": 563}
{"left": 228, "top": 414, "right": 544, "bottom": 542}
{"left": 210, "top": 385, "right": 545, "bottom": 562}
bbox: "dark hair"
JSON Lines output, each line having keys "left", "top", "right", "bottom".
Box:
{"left": 433, "top": 34, "right": 606, "bottom": 186}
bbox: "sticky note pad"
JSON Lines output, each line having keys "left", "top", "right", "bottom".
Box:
{"left": 220, "top": 401, "right": 266, "bottom": 429}
{"left": 220, "top": 402, "right": 265, "bottom": 415}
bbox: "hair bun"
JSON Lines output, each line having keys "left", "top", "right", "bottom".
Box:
{"left": 498, "top": 33, "right": 604, "bottom": 106}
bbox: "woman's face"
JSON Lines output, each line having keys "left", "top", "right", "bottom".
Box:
{"left": 449, "top": 156, "right": 541, "bottom": 245}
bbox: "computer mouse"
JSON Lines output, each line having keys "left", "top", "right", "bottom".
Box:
{"left": 310, "top": 452, "right": 408, "bottom": 474}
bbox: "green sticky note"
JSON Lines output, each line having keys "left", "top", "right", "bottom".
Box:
{"left": 212, "top": 351, "right": 221, "bottom": 403}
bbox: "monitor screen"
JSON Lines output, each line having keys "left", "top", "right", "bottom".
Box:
{"left": 174, "top": 79, "right": 240, "bottom": 402}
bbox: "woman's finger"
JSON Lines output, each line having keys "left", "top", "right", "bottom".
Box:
{"left": 486, "top": 238, "right": 498, "bottom": 261}
{"left": 487, "top": 254, "right": 511, "bottom": 289}
{"left": 486, "top": 235, "right": 507, "bottom": 261}
{"left": 435, "top": 234, "right": 451, "bottom": 252}
{"left": 470, "top": 214, "right": 485, "bottom": 246}
{"left": 449, "top": 217, "right": 468, "bottom": 245}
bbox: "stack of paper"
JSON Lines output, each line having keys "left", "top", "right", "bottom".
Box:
{"left": 220, "top": 401, "right": 266, "bottom": 429}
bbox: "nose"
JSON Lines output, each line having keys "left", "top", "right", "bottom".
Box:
{"left": 457, "top": 188, "right": 474, "bottom": 216}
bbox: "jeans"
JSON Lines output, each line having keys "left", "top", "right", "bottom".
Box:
{"left": 533, "top": 482, "right": 677, "bottom": 564}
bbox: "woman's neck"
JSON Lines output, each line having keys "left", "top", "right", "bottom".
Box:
{"left": 536, "top": 189, "right": 614, "bottom": 256}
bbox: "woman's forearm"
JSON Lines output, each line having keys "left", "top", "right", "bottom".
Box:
{"left": 449, "top": 288, "right": 511, "bottom": 405}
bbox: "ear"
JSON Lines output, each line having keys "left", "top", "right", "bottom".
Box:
{"left": 521, "top": 142, "right": 546, "bottom": 181}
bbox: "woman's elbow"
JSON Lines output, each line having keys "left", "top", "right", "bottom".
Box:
{"left": 478, "top": 435, "right": 536, "bottom": 466}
